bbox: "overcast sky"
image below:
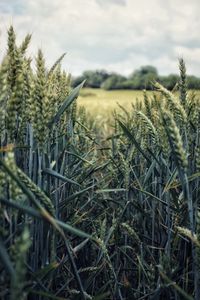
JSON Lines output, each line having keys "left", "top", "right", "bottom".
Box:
{"left": 0, "top": 0, "right": 199, "bottom": 76}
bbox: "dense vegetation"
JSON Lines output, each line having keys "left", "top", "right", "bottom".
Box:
{"left": 72, "top": 66, "right": 200, "bottom": 91}
{"left": 1, "top": 27, "right": 200, "bottom": 300}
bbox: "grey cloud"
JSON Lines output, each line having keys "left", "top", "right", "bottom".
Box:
{"left": 0, "top": 0, "right": 200, "bottom": 76}
{"left": 96, "top": 0, "right": 126, "bottom": 6}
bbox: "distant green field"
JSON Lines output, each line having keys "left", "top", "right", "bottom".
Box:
{"left": 78, "top": 88, "right": 153, "bottom": 116}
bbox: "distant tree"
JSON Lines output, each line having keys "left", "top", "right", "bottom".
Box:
{"left": 131, "top": 65, "right": 158, "bottom": 77}
{"left": 159, "top": 74, "right": 179, "bottom": 90}
{"left": 72, "top": 70, "right": 109, "bottom": 88}
{"left": 129, "top": 65, "right": 158, "bottom": 89}
{"left": 101, "top": 74, "right": 127, "bottom": 90}
{"left": 72, "top": 66, "right": 200, "bottom": 90}
{"left": 187, "top": 75, "right": 200, "bottom": 89}
{"left": 120, "top": 80, "right": 136, "bottom": 89}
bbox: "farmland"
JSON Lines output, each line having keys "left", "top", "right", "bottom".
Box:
{"left": 1, "top": 27, "right": 200, "bottom": 300}
{"left": 79, "top": 88, "right": 146, "bottom": 116}
{"left": 79, "top": 87, "right": 200, "bottom": 117}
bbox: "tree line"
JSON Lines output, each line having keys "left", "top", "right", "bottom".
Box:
{"left": 72, "top": 65, "right": 200, "bottom": 90}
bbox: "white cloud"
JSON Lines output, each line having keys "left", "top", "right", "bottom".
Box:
{"left": 0, "top": 0, "right": 199, "bottom": 76}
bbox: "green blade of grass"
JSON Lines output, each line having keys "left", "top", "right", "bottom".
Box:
{"left": 48, "top": 80, "right": 85, "bottom": 128}
{"left": 42, "top": 168, "right": 81, "bottom": 186}
{"left": 59, "top": 185, "right": 95, "bottom": 208}
{"left": 0, "top": 238, "right": 15, "bottom": 277}
{"left": 96, "top": 188, "right": 126, "bottom": 193}
{"left": 0, "top": 198, "right": 92, "bottom": 239}
{"left": 118, "top": 120, "right": 151, "bottom": 163}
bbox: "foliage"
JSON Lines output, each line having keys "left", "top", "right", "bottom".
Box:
{"left": 129, "top": 65, "right": 158, "bottom": 89}
{"left": 101, "top": 73, "right": 127, "bottom": 90}
{"left": 72, "top": 70, "right": 109, "bottom": 88}
{"left": 73, "top": 65, "right": 200, "bottom": 91}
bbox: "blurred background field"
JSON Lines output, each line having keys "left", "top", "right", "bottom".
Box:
{"left": 79, "top": 88, "right": 152, "bottom": 116}
{"left": 79, "top": 88, "right": 200, "bottom": 117}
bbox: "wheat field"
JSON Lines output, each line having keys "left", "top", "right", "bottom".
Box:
{"left": 0, "top": 27, "right": 200, "bottom": 300}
